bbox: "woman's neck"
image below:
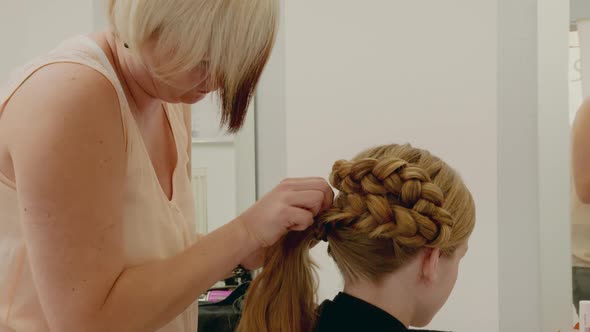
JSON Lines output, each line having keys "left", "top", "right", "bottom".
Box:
{"left": 343, "top": 279, "right": 415, "bottom": 328}
{"left": 98, "top": 31, "right": 162, "bottom": 115}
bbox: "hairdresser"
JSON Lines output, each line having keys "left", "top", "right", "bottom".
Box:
{"left": 0, "top": 1, "right": 332, "bottom": 331}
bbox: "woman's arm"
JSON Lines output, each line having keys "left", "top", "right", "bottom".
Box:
{"left": 573, "top": 99, "right": 590, "bottom": 203}
{"left": 8, "top": 64, "right": 331, "bottom": 332}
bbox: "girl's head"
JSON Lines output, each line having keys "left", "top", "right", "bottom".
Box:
{"left": 237, "top": 144, "right": 476, "bottom": 332}
{"left": 107, "top": 0, "right": 278, "bottom": 131}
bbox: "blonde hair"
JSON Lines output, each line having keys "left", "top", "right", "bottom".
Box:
{"left": 236, "top": 144, "right": 476, "bottom": 332}
{"left": 107, "top": 0, "right": 278, "bottom": 131}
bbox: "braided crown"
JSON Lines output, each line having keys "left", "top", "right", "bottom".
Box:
{"left": 316, "top": 157, "right": 454, "bottom": 249}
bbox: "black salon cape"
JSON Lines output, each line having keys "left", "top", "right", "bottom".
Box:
{"left": 313, "top": 292, "right": 451, "bottom": 332}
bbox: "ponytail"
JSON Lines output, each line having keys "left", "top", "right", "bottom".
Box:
{"left": 236, "top": 229, "right": 320, "bottom": 332}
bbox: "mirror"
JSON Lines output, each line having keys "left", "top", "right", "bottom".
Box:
{"left": 189, "top": 97, "right": 257, "bottom": 234}
{"left": 571, "top": 0, "right": 590, "bottom": 325}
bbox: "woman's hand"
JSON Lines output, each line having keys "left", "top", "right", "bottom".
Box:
{"left": 236, "top": 177, "right": 334, "bottom": 248}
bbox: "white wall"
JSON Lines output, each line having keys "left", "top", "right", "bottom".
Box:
{"left": 0, "top": 1, "right": 94, "bottom": 80}
{"left": 93, "top": 0, "right": 108, "bottom": 29}
{"left": 281, "top": 1, "right": 498, "bottom": 331}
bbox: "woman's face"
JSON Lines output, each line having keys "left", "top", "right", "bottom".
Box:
{"left": 126, "top": 41, "right": 219, "bottom": 105}
{"left": 413, "top": 242, "right": 469, "bottom": 327}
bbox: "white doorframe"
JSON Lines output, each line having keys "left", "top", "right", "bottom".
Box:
{"left": 538, "top": 0, "right": 572, "bottom": 329}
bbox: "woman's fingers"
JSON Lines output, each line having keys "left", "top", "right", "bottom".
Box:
{"left": 286, "top": 207, "right": 314, "bottom": 231}
{"left": 285, "top": 190, "right": 325, "bottom": 216}
{"left": 280, "top": 177, "right": 334, "bottom": 211}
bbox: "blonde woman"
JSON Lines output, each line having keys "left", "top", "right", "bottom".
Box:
{"left": 237, "top": 144, "right": 475, "bottom": 332}
{"left": 0, "top": 1, "right": 333, "bottom": 332}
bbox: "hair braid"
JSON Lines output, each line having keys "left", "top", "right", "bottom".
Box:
{"left": 320, "top": 157, "right": 454, "bottom": 250}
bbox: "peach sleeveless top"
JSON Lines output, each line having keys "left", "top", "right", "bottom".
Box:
{"left": 0, "top": 36, "right": 198, "bottom": 332}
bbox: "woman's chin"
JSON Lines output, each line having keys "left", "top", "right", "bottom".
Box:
{"left": 182, "top": 92, "right": 208, "bottom": 104}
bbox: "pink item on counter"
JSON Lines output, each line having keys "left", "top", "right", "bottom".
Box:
{"left": 207, "top": 290, "right": 233, "bottom": 302}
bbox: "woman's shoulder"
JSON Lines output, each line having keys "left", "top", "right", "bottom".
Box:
{"left": 3, "top": 62, "right": 124, "bottom": 161}
{"left": 6, "top": 62, "right": 119, "bottom": 131}
{"left": 3, "top": 61, "right": 119, "bottom": 116}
